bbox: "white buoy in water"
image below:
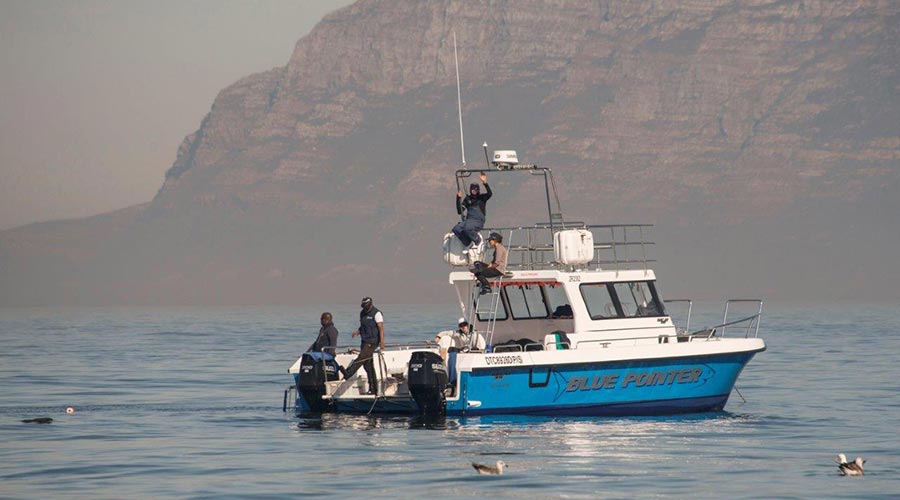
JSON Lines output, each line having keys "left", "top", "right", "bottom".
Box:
{"left": 66, "top": 407, "right": 75, "bottom": 414}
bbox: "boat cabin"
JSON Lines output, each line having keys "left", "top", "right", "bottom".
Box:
{"left": 451, "top": 267, "right": 676, "bottom": 350}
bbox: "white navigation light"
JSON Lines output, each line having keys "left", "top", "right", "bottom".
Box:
{"left": 492, "top": 150, "right": 518, "bottom": 169}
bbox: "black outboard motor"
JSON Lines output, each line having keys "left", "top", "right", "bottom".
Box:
{"left": 296, "top": 353, "right": 339, "bottom": 412}
{"left": 408, "top": 351, "right": 449, "bottom": 415}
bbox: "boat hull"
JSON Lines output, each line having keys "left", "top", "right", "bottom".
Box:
{"left": 445, "top": 349, "right": 762, "bottom": 416}
{"left": 294, "top": 345, "right": 762, "bottom": 417}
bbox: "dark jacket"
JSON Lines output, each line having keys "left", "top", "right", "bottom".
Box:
{"left": 358, "top": 306, "right": 382, "bottom": 344}
{"left": 308, "top": 322, "right": 339, "bottom": 354}
{"left": 456, "top": 183, "right": 492, "bottom": 221}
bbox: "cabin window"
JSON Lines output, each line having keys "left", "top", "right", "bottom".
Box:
{"left": 579, "top": 283, "right": 622, "bottom": 320}
{"left": 610, "top": 281, "right": 664, "bottom": 317}
{"left": 545, "top": 284, "right": 573, "bottom": 318}
{"left": 505, "top": 284, "right": 549, "bottom": 319}
{"left": 475, "top": 294, "right": 508, "bottom": 322}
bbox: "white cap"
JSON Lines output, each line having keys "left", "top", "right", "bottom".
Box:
{"left": 458, "top": 317, "right": 468, "bottom": 326}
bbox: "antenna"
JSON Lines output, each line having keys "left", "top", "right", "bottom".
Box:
{"left": 453, "top": 31, "right": 465, "bottom": 167}
{"left": 482, "top": 142, "right": 491, "bottom": 168}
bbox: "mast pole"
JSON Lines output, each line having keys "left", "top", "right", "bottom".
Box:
{"left": 453, "top": 31, "right": 466, "bottom": 167}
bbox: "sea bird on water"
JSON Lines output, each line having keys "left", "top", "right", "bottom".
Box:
{"left": 835, "top": 453, "right": 865, "bottom": 476}
{"left": 472, "top": 460, "right": 507, "bottom": 475}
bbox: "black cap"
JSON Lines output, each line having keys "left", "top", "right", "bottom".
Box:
{"left": 360, "top": 297, "right": 373, "bottom": 308}
{"left": 488, "top": 232, "right": 503, "bottom": 243}
{"left": 469, "top": 183, "right": 480, "bottom": 193}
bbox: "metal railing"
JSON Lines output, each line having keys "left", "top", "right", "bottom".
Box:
{"left": 477, "top": 223, "right": 655, "bottom": 271}
{"left": 721, "top": 299, "right": 763, "bottom": 338}
{"left": 320, "top": 341, "right": 436, "bottom": 355}
{"left": 678, "top": 299, "right": 763, "bottom": 340}
{"left": 664, "top": 299, "right": 693, "bottom": 335}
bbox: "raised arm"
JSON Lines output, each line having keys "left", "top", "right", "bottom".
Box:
{"left": 456, "top": 190, "right": 464, "bottom": 215}
{"left": 481, "top": 173, "right": 492, "bottom": 201}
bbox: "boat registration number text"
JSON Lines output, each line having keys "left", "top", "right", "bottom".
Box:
{"left": 484, "top": 355, "right": 524, "bottom": 366}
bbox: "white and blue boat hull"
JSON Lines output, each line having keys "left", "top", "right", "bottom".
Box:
{"left": 447, "top": 349, "right": 763, "bottom": 416}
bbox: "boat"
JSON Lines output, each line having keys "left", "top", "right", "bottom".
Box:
{"left": 285, "top": 150, "right": 766, "bottom": 417}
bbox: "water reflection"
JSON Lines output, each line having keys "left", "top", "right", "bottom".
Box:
{"left": 295, "top": 413, "right": 462, "bottom": 431}
{"left": 295, "top": 411, "right": 749, "bottom": 433}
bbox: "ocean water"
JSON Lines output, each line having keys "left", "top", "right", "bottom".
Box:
{"left": 1, "top": 303, "right": 899, "bottom": 499}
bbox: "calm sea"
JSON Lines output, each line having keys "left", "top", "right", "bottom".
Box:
{"left": 1, "top": 303, "right": 898, "bottom": 499}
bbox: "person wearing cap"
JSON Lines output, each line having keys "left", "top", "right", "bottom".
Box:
{"left": 344, "top": 297, "right": 384, "bottom": 395}
{"left": 452, "top": 172, "right": 492, "bottom": 249}
{"left": 471, "top": 232, "right": 508, "bottom": 295}
{"left": 434, "top": 318, "right": 485, "bottom": 361}
{"left": 307, "top": 312, "right": 339, "bottom": 355}
{"left": 434, "top": 318, "right": 486, "bottom": 360}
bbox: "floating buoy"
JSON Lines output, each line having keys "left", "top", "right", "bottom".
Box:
{"left": 66, "top": 407, "right": 75, "bottom": 414}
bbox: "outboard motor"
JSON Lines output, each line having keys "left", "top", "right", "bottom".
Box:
{"left": 408, "top": 351, "right": 449, "bottom": 415}
{"left": 296, "top": 353, "right": 339, "bottom": 412}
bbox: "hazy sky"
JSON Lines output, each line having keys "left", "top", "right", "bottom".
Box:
{"left": 0, "top": 0, "right": 353, "bottom": 230}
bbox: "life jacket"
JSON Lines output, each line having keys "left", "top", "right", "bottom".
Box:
{"left": 358, "top": 307, "right": 382, "bottom": 344}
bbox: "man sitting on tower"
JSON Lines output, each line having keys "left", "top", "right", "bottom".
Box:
{"left": 471, "top": 232, "right": 507, "bottom": 295}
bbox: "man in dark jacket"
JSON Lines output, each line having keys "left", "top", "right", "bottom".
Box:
{"left": 307, "top": 312, "right": 339, "bottom": 354}
{"left": 452, "top": 172, "right": 492, "bottom": 248}
{"left": 344, "top": 297, "right": 384, "bottom": 395}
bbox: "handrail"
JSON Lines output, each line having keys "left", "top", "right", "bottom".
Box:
{"left": 684, "top": 300, "right": 763, "bottom": 340}
{"left": 722, "top": 299, "right": 763, "bottom": 338}
{"left": 476, "top": 223, "right": 656, "bottom": 271}
{"left": 329, "top": 341, "right": 437, "bottom": 354}
{"left": 664, "top": 299, "right": 693, "bottom": 334}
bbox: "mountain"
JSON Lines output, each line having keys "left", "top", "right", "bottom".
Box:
{"left": 2, "top": 0, "right": 899, "bottom": 306}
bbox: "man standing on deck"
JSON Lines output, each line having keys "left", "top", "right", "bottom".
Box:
{"left": 471, "top": 232, "right": 508, "bottom": 295}
{"left": 344, "top": 297, "right": 384, "bottom": 395}
{"left": 452, "top": 172, "right": 492, "bottom": 250}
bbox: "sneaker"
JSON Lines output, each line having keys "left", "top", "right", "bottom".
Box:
{"left": 479, "top": 286, "right": 491, "bottom": 296}
{"left": 366, "top": 388, "right": 378, "bottom": 396}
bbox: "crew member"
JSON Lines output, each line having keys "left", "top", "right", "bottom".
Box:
{"left": 307, "top": 312, "right": 339, "bottom": 354}
{"left": 344, "top": 296, "right": 384, "bottom": 395}
{"left": 434, "top": 318, "right": 486, "bottom": 360}
{"left": 452, "top": 172, "right": 492, "bottom": 249}
{"left": 471, "top": 232, "right": 507, "bottom": 295}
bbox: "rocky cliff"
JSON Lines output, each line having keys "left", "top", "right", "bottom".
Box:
{"left": 2, "top": 0, "right": 899, "bottom": 306}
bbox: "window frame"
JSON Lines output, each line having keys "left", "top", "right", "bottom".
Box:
{"left": 608, "top": 281, "right": 666, "bottom": 318}
{"left": 475, "top": 293, "right": 508, "bottom": 322}
{"left": 578, "top": 282, "right": 623, "bottom": 320}
{"left": 503, "top": 284, "right": 551, "bottom": 320}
